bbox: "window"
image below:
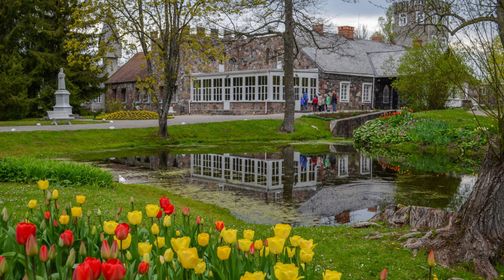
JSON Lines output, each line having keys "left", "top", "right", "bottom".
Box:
{"left": 301, "top": 77, "right": 309, "bottom": 99}
{"left": 339, "top": 82, "right": 350, "bottom": 102}
{"left": 338, "top": 155, "right": 348, "bottom": 177}
{"left": 310, "top": 78, "right": 317, "bottom": 100}
{"left": 193, "top": 80, "right": 201, "bottom": 101}
{"left": 362, "top": 83, "right": 372, "bottom": 103}
{"left": 245, "top": 76, "right": 256, "bottom": 101}
{"left": 383, "top": 85, "right": 390, "bottom": 104}
{"left": 416, "top": 11, "right": 424, "bottom": 23}
{"left": 232, "top": 77, "right": 243, "bottom": 101}
{"left": 399, "top": 13, "right": 407, "bottom": 26}
{"left": 202, "top": 79, "right": 212, "bottom": 101}
{"left": 213, "top": 155, "right": 222, "bottom": 178}
{"left": 273, "top": 75, "right": 282, "bottom": 100}
{"left": 213, "top": 78, "right": 223, "bottom": 101}
{"left": 93, "top": 95, "right": 102, "bottom": 103}
{"left": 135, "top": 90, "right": 141, "bottom": 103}
{"left": 224, "top": 78, "right": 231, "bottom": 101}
{"left": 120, "top": 88, "right": 127, "bottom": 103}
{"left": 258, "top": 76, "right": 268, "bottom": 100}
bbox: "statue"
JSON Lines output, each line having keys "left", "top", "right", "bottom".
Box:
{"left": 51, "top": 68, "right": 72, "bottom": 115}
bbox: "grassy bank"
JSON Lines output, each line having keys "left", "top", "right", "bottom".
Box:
{"left": 0, "top": 181, "right": 480, "bottom": 279}
{"left": 0, "top": 118, "right": 104, "bottom": 126}
{"left": 0, "top": 117, "right": 333, "bottom": 158}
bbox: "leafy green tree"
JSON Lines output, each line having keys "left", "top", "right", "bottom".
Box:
{"left": 393, "top": 43, "right": 472, "bottom": 111}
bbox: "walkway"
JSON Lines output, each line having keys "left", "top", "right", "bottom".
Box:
{"left": 0, "top": 113, "right": 309, "bottom": 133}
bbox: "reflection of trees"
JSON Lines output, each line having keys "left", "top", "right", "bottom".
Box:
{"left": 394, "top": 174, "right": 461, "bottom": 208}
{"left": 159, "top": 151, "right": 168, "bottom": 169}
{"left": 282, "top": 146, "right": 295, "bottom": 203}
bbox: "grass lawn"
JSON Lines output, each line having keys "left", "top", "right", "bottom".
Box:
{"left": 0, "top": 117, "right": 334, "bottom": 158}
{"left": 413, "top": 108, "right": 495, "bottom": 130}
{"left": 0, "top": 118, "right": 105, "bottom": 127}
{"left": 0, "top": 182, "right": 481, "bottom": 279}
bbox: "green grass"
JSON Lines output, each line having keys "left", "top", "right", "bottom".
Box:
{"left": 413, "top": 108, "right": 495, "bottom": 130}
{"left": 0, "top": 182, "right": 481, "bottom": 280}
{"left": 0, "top": 118, "right": 333, "bottom": 158}
{"left": 0, "top": 118, "right": 105, "bottom": 126}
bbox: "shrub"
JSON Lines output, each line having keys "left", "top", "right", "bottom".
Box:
{"left": 0, "top": 157, "right": 113, "bottom": 188}
{"left": 98, "top": 110, "right": 159, "bottom": 120}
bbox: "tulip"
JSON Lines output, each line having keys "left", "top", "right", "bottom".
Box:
{"left": 164, "top": 248, "right": 174, "bottom": 262}
{"left": 182, "top": 207, "right": 190, "bottom": 216}
{"left": 150, "top": 223, "right": 160, "bottom": 235}
{"left": 249, "top": 242, "right": 255, "bottom": 255}
{"left": 155, "top": 236, "right": 165, "bottom": 248}
{"left": 254, "top": 240, "right": 264, "bottom": 251}
{"left": 27, "top": 199, "right": 37, "bottom": 209}
{"left": 138, "top": 242, "right": 152, "bottom": 256}
{"left": 194, "top": 259, "right": 206, "bottom": 274}
{"left": 274, "top": 262, "right": 300, "bottom": 280}
{"left": 159, "top": 196, "right": 170, "bottom": 209}
{"left": 53, "top": 220, "right": 59, "bottom": 227}
{"left": 287, "top": 247, "right": 296, "bottom": 258}
{"left": 156, "top": 210, "right": 163, "bottom": 219}
{"left": 215, "top": 220, "right": 225, "bottom": 232}
{"left": 176, "top": 230, "right": 181, "bottom": 236}
{"left": 52, "top": 189, "right": 59, "bottom": 200}
{"left": 196, "top": 215, "right": 202, "bottom": 225}
{"left": 39, "top": 245, "right": 48, "bottom": 262}
{"left": 0, "top": 256, "right": 6, "bottom": 277}
{"left": 163, "top": 215, "right": 171, "bottom": 227}
{"left": 198, "top": 233, "right": 210, "bottom": 247}
{"left": 44, "top": 211, "right": 51, "bottom": 220}
{"left": 25, "top": 235, "right": 38, "bottom": 256}
{"left": 238, "top": 239, "right": 253, "bottom": 252}
{"left": 101, "top": 258, "right": 126, "bottom": 280}
{"left": 299, "top": 239, "right": 315, "bottom": 251}
{"left": 60, "top": 230, "right": 74, "bottom": 247}
{"left": 48, "top": 244, "right": 57, "bottom": 260}
{"left": 171, "top": 237, "right": 191, "bottom": 252}
{"left": 273, "top": 224, "right": 292, "bottom": 239}
{"left": 217, "top": 246, "right": 231, "bottom": 261}
{"left": 1, "top": 207, "right": 8, "bottom": 222}
{"left": 138, "top": 261, "right": 149, "bottom": 275}
{"left": 73, "top": 262, "right": 93, "bottom": 280}
{"left": 15, "top": 222, "right": 37, "bottom": 245}
{"left": 178, "top": 247, "right": 199, "bottom": 269}
{"left": 290, "top": 235, "right": 302, "bottom": 247}
{"left": 103, "top": 221, "right": 118, "bottom": 235}
{"left": 127, "top": 211, "right": 142, "bottom": 225}
{"left": 300, "top": 249, "right": 314, "bottom": 263}
{"left": 125, "top": 251, "right": 132, "bottom": 261}
{"left": 59, "top": 214, "right": 70, "bottom": 225}
{"left": 433, "top": 273, "right": 439, "bottom": 280}
{"left": 37, "top": 179, "right": 49, "bottom": 190}
{"left": 427, "top": 250, "right": 436, "bottom": 267}
{"left": 323, "top": 270, "right": 342, "bottom": 280}
{"left": 71, "top": 207, "right": 83, "bottom": 218}
{"left": 110, "top": 240, "right": 119, "bottom": 259}
{"left": 145, "top": 204, "right": 160, "bottom": 218}
{"left": 380, "top": 268, "right": 388, "bottom": 280}
{"left": 76, "top": 195, "right": 86, "bottom": 205}
{"left": 267, "top": 237, "right": 285, "bottom": 255}
{"left": 114, "top": 223, "right": 129, "bottom": 240}
{"left": 114, "top": 234, "right": 132, "bottom": 250}
{"left": 101, "top": 240, "right": 111, "bottom": 259}
{"left": 79, "top": 241, "right": 87, "bottom": 256}
{"left": 163, "top": 203, "right": 174, "bottom": 215}
{"left": 66, "top": 248, "right": 76, "bottom": 267}
{"left": 243, "top": 229, "right": 255, "bottom": 240}
{"left": 84, "top": 257, "right": 102, "bottom": 280}
{"left": 240, "top": 272, "right": 266, "bottom": 280}
{"left": 221, "top": 228, "right": 237, "bottom": 244}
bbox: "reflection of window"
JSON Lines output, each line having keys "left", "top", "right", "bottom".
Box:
{"left": 232, "top": 158, "right": 242, "bottom": 181}
{"left": 399, "top": 13, "right": 407, "bottom": 26}
{"left": 203, "top": 154, "right": 212, "bottom": 176}
{"left": 360, "top": 155, "right": 372, "bottom": 175}
{"left": 340, "top": 82, "right": 350, "bottom": 102}
{"left": 362, "top": 83, "right": 372, "bottom": 103}
{"left": 213, "top": 155, "right": 222, "bottom": 178}
{"left": 272, "top": 161, "right": 281, "bottom": 186}
{"left": 338, "top": 155, "right": 348, "bottom": 177}
{"left": 224, "top": 157, "right": 231, "bottom": 179}
{"left": 383, "top": 85, "right": 390, "bottom": 104}
{"left": 244, "top": 159, "right": 255, "bottom": 182}
{"left": 257, "top": 161, "right": 267, "bottom": 186}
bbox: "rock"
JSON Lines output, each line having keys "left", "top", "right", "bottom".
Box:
{"left": 352, "top": 222, "right": 382, "bottom": 228}
{"left": 398, "top": 231, "right": 424, "bottom": 241}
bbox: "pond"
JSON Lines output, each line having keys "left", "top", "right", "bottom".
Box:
{"left": 97, "top": 144, "right": 477, "bottom": 226}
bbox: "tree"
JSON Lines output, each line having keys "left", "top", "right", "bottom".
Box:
{"left": 377, "top": 7, "right": 395, "bottom": 44}
{"left": 354, "top": 25, "right": 370, "bottom": 40}
{"left": 392, "top": 42, "right": 472, "bottom": 111}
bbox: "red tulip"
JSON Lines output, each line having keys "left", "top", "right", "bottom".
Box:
{"left": 138, "top": 261, "right": 149, "bottom": 275}
{"left": 39, "top": 245, "right": 48, "bottom": 262}
{"left": 25, "top": 235, "right": 38, "bottom": 256}
{"left": 215, "top": 220, "right": 224, "bottom": 232}
{"left": 182, "top": 207, "right": 190, "bottom": 216}
{"left": 163, "top": 203, "right": 174, "bottom": 215}
{"left": 428, "top": 249, "right": 436, "bottom": 267}
{"left": 249, "top": 242, "right": 255, "bottom": 255}
{"left": 380, "top": 268, "right": 388, "bottom": 280}
{"left": 0, "top": 256, "right": 6, "bottom": 276}
{"left": 73, "top": 262, "right": 93, "bottom": 280}
{"left": 102, "top": 258, "right": 126, "bottom": 280}
{"left": 101, "top": 240, "right": 111, "bottom": 259}
{"left": 159, "top": 196, "right": 170, "bottom": 209}
{"left": 60, "top": 230, "right": 74, "bottom": 247}
{"left": 196, "top": 216, "right": 201, "bottom": 225}
{"left": 156, "top": 210, "right": 163, "bottom": 219}
{"left": 53, "top": 220, "right": 59, "bottom": 227}
{"left": 84, "top": 257, "right": 102, "bottom": 280}
{"left": 114, "top": 223, "right": 129, "bottom": 240}
{"left": 15, "top": 222, "right": 36, "bottom": 245}
{"left": 44, "top": 211, "right": 51, "bottom": 220}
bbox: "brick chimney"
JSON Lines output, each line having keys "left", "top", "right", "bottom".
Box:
{"left": 312, "top": 24, "right": 324, "bottom": 35}
{"left": 338, "top": 26, "right": 355, "bottom": 40}
{"left": 371, "top": 33, "right": 384, "bottom": 43}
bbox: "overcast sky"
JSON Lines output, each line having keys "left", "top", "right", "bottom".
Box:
{"left": 321, "top": 0, "right": 390, "bottom": 34}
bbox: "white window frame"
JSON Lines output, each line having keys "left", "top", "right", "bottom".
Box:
{"left": 416, "top": 11, "right": 424, "bottom": 23}
{"left": 339, "top": 82, "right": 350, "bottom": 102}
{"left": 399, "top": 13, "right": 408, "bottom": 27}
{"left": 362, "top": 83, "right": 373, "bottom": 103}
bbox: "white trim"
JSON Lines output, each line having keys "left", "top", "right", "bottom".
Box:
{"left": 362, "top": 83, "right": 373, "bottom": 103}
{"left": 339, "top": 81, "right": 350, "bottom": 102}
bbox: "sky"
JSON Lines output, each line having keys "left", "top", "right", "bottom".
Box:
{"left": 321, "top": 0, "right": 391, "bottom": 35}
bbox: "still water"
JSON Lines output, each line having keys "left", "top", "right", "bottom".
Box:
{"left": 100, "top": 144, "right": 476, "bottom": 226}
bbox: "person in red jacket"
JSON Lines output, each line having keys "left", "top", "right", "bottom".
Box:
{"left": 312, "top": 95, "right": 318, "bottom": 112}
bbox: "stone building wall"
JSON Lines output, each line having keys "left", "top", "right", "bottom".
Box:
{"left": 319, "top": 73, "right": 375, "bottom": 110}
{"left": 189, "top": 102, "right": 285, "bottom": 115}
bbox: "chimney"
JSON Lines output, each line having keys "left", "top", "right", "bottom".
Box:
{"left": 312, "top": 24, "right": 324, "bottom": 35}
{"left": 371, "top": 33, "right": 384, "bottom": 43}
{"left": 338, "top": 26, "right": 355, "bottom": 40}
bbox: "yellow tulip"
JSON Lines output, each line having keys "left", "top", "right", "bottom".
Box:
{"left": 51, "top": 189, "right": 59, "bottom": 200}
{"left": 217, "top": 246, "right": 231, "bottom": 261}
{"left": 240, "top": 272, "right": 266, "bottom": 280}
{"left": 145, "top": 204, "right": 160, "bottom": 218}
{"left": 197, "top": 233, "right": 210, "bottom": 247}
{"left": 260, "top": 247, "right": 270, "bottom": 257}
{"left": 27, "top": 200, "right": 37, "bottom": 209}
{"left": 243, "top": 229, "right": 255, "bottom": 240}
{"left": 163, "top": 248, "right": 174, "bottom": 262}
{"left": 71, "top": 207, "right": 82, "bottom": 218}
{"left": 151, "top": 223, "right": 160, "bottom": 235}
{"left": 267, "top": 237, "right": 285, "bottom": 255}
{"left": 238, "top": 239, "right": 253, "bottom": 252}
{"left": 300, "top": 249, "right": 314, "bottom": 263}
{"left": 274, "top": 262, "right": 301, "bottom": 280}
{"left": 138, "top": 242, "right": 152, "bottom": 256}
{"left": 220, "top": 228, "right": 237, "bottom": 244}
{"left": 155, "top": 237, "right": 165, "bottom": 248}
{"left": 178, "top": 247, "right": 199, "bottom": 269}
{"left": 127, "top": 211, "right": 142, "bottom": 225}
{"left": 194, "top": 259, "right": 206, "bottom": 274}
{"left": 75, "top": 195, "right": 86, "bottom": 205}
{"left": 37, "top": 180, "right": 49, "bottom": 190}
{"left": 290, "top": 235, "right": 302, "bottom": 247}
{"left": 287, "top": 247, "right": 296, "bottom": 258}
{"left": 163, "top": 215, "right": 171, "bottom": 227}
{"left": 103, "top": 221, "right": 118, "bottom": 235}
{"left": 114, "top": 234, "right": 132, "bottom": 250}
{"left": 299, "top": 239, "right": 315, "bottom": 251}
{"left": 273, "top": 224, "right": 292, "bottom": 239}
{"left": 254, "top": 240, "right": 264, "bottom": 251}
{"left": 59, "top": 214, "right": 70, "bottom": 225}
{"left": 176, "top": 230, "right": 181, "bottom": 237}
{"left": 171, "top": 237, "right": 191, "bottom": 252}
{"left": 323, "top": 270, "right": 342, "bottom": 280}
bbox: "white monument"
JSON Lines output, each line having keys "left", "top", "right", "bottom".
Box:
{"left": 53, "top": 68, "right": 72, "bottom": 115}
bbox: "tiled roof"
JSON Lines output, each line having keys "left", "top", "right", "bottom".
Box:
{"left": 105, "top": 53, "right": 148, "bottom": 84}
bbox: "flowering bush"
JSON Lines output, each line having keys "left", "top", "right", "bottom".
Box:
{"left": 0, "top": 180, "right": 343, "bottom": 280}
{"left": 97, "top": 111, "right": 159, "bottom": 120}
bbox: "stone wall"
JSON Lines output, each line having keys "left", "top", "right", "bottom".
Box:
{"left": 330, "top": 110, "right": 398, "bottom": 138}
{"left": 189, "top": 102, "right": 285, "bottom": 115}
{"left": 319, "top": 73, "right": 374, "bottom": 110}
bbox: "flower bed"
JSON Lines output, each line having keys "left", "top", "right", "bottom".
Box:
{"left": 98, "top": 111, "right": 159, "bottom": 120}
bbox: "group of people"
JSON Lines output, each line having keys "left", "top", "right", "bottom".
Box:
{"left": 300, "top": 90, "right": 339, "bottom": 112}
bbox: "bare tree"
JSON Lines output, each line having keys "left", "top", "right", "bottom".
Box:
{"left": 355, "top": 25, "right": 370, "bottom": 40}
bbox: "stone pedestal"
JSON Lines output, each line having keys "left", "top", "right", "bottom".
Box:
{"left": 53, "top": 68, "right": 72, "bottom": 114}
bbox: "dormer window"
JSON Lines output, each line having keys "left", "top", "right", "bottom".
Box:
{"left": 399, "top": 13, "right": 408, "bottom": 26}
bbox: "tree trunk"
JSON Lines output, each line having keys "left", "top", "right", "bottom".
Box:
{"left": 280, "top": 0, "right": 295, "bottom": 133}
{"left": 407, "top": 150, "right": 504, "bottom": 279}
